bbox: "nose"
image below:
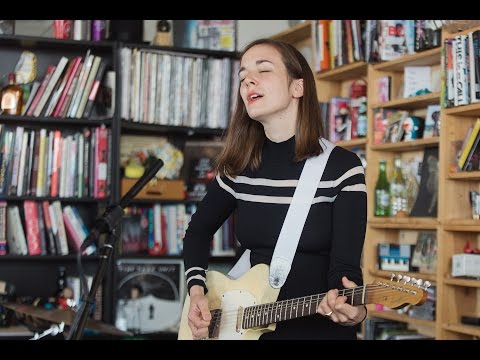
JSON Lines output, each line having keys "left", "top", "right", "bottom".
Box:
{"left": 243, "top": 74, "right": 256, "bottom": 87}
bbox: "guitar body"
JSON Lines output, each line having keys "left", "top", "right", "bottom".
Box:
{"left": 178, "top": 264, "right": 280, "bottom": 340}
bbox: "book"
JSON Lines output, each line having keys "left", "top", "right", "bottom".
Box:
{"left": 181, "top": 140, "right": 224, "bottom": 201}
{"left": 410, "top": 147, "right": 439, "bottom": 217}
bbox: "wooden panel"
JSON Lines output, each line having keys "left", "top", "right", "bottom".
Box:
{"left": 372, "top": 47, "right": 441, "bottom": 72}
{"left": 271, "top": 21, "right": 312, "bottom": 43}
{"left": 370, "top": 137, "right": 439, "bottom": 152}
{"left": 370, "top": 92, "right": 441, "bottom": 110}
{"left": 316, "top": 62, "right": 368, "bottom": 81}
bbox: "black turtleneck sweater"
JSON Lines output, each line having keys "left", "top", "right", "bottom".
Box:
{"left": 183, "top": 136, "right": 367, "bottom": 339}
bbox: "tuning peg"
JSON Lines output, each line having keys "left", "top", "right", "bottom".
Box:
{"left": 410, "top": 277, "right": 417, "bottom": 285}
{"left": 423, "top": 281, "right": 432, "bottom": 289}
{"left": 396, "top": 274, "right": 403, "bottom": 282}
{"left": 416, "top": 278, "right": 424, "bottom": 287}
{"left": 402, "top": 275, "right": 411, "bottom": 284}
{"left": 390, "top": 273, "right": 396, "bottom": 281}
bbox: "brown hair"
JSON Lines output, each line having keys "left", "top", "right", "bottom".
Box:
{"left": 216, "top": 38, "right": 325, "bottom": 177}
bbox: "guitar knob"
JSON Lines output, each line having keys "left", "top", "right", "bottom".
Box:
{"left": 390, "top": 273, "right": 396, "bottom": 281}
{"left": 423, "top": 281, "right": 432, "bottom": 289}
{"left": 416, "top": 279, "right": 424, "bottom": 287}
{"left": 403, "top": 276, "right": 411, "bottom": 284}
{"left": 410, "top": 277, "right": 417, "bottom": 285}
{"left": 396, "top": 274, "right": 403, "bottom": 282}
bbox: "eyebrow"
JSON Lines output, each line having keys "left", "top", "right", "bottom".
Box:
{"left": 238, "top": 59, "right": 274, "bottom": 76}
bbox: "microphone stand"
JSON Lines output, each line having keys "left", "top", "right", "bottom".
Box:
{"left": 66, "top": 158, "right": 164, "bottom": 340}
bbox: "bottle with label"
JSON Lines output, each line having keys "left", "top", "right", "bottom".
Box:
{"left": 390, "top": 157, "right": 408, "bottom": 216}
{"left": 152, "top": 20, "right": 172, "bottom": 46}
{"left": 375, "top": 160, "right": 390, "bottom": 217}
{"left": 1, "top": 73, "right": 23, "bottom": 115}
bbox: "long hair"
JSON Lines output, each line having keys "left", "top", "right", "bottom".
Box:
{"left": 216, "top": 38, "right": 325, "bottom": 177}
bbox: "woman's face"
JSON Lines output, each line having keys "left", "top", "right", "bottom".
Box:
{"left": 238, "top": 44, "right": 302, "bottom": 124}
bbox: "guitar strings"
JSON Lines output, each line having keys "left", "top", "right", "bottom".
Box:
{"left": 206, "top": 284, "right": 423, "bottom": 326}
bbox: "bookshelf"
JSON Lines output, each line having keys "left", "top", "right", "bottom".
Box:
{"left": 364, "top": 47, "right": 442, "bottom": 340}
{"left": 0, "top": 35, "right": 118, "bottom": 330}
{"left": 0, "top": 34, "right": 238, "bottom": 337}
{"left": 437, "top": 24, "right": 480, "bottom": 340}
{"left": 272, "top": 21, "right": 480, "bottom": 340}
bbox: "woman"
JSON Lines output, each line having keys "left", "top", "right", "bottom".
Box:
{"left": 183, "top": 38, "right": 367, "bottom": 339}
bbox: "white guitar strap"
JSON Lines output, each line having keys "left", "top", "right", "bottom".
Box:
{"left": 228, "top": 139, "right": 336, "bottom": 289}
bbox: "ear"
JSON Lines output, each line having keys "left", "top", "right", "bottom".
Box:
{"left": 292, "top": 79, "right": 304, "bottom": 98}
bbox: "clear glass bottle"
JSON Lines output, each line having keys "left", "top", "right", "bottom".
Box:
{"left": 390, "top": 157, "right": 408, "bottom": 216}
{"left": 1, "top": 73, "right": 23, "bottom": 115}
{"left": 375, "top": 160, "right": 390, "bottom": 217}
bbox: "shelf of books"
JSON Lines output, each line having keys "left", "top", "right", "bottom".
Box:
{"left": 363, "top": 22, "right": 444, "bottom": 339}
{"left": 437, "top": 23, "right": 480, "bottom": 339}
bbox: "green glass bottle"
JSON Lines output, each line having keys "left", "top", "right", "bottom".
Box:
{"left": 375, "top": 160, "right": 390, "bottom": 216}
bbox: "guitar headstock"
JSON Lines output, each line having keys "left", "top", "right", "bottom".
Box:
{"left": 368, "top": 273, "right": 430, "bottom": 309}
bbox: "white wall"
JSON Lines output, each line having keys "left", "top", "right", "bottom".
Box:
{"left": 237, "top": 20, "right": 289, "bottom": 49}
{"left": 14, "top": 20, "right": 290, "bottom": 50}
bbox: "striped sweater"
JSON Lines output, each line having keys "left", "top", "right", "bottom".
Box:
{"left": 183, "top": 136, "right": 367, "bottom": 339}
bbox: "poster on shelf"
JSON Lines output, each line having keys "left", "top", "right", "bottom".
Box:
{"left": 114, "top": 258, "right": 185, "bottom": 334}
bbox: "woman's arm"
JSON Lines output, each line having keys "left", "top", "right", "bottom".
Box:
{"left": 183, "top": 175, "right": 237, "bottom": 294}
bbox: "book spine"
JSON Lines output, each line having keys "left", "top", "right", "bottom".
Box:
{"left": 23, "top": 200, "right": 41, "bottom": 255}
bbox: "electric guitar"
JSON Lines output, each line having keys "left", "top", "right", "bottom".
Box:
{"left": 178, "top": 264, "right": 429, "bottom": 340}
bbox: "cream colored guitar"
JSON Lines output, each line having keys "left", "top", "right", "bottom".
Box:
{"left": 178, "top": 264, "right": 429, "bottom": 340}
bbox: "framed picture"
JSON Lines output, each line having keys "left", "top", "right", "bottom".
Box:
{"left": 114, "top": 258, "right": 185, "bottom": 335}
{"left": 181, "top": 140, "right": 224, "bottom": 201}
{"left": 173, "top": 20, "right": 236, "bottom": 52}
{"left": 0, "top": 20, "right": 14, "bottom": 35}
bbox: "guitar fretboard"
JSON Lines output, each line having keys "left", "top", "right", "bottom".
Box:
{"left": 241, "top": 285, "right": 368, "bottom": 329}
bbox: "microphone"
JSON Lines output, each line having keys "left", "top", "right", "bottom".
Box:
{"left": 80, "top": 158, "right": 164, "bottom": 251}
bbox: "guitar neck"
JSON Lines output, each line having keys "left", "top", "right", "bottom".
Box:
{"left": 241, "top": 285, "right": 368, "bottom": 329}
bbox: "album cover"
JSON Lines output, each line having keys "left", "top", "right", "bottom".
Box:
{"left": 114, "top": 258, "right": 185, "bottom": 334}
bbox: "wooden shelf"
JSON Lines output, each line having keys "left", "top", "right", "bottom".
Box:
{"left": 0, "top": 255, "right": 100, "bottom": 261}
{"left": 369, "top": 310, "right": 436, "bottom": 328}
{"left": 372, "top": 47, "right": 442, "bottom": 72}
{"left": 443, "top": 219, "right": 480, "bottom": 232}
{"left": 2, "top": 196, "right": 107, "bottom": 204}
{"left": 442, "top": 323, "right": 480, "bottom": 337}
{"left": 368, "top": 217, "right": 438, "bottom": 229}
{"left": 444, "top": 277, "right": 480, "bottom": 287}
{"left": 0, "top": 114, "right": 112, "bottom": 127}
{"left": 369, "top": 269, "right": 437, "bottom": 283}
{"left": 370, "top": 137, "right": 439, "bottom": 152}
{"left": 335, "top": 138, "right": 367, "bottom": 149}
{"left": 316, "top": 62, "right": 368, "bottom": 81}
{"left": 271, "top": 21, "right": 312, "bottom": 44}
{"left": 444, "top": 102, "right": 480, "bottom": 116}
{"left": 0, "top": 325, "right": 33, "bottom": 338}
{"left": 371, "top": 92, "right": 441, "bottom": 110}
{"left": 121, "top": 120, "right": 225, "bottom": 137}
{"left": 448, "top": 171, "right": 480, "bottom": 180}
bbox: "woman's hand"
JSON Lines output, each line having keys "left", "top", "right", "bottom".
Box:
{"left": 187, "top": 285, "right": 212, "bottom": 339}
{"left": 317, "top": 276, "right": 367, "bottom": 326}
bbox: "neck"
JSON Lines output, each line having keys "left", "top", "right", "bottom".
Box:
{"left": 263, "top": 117, "right": 296, "bottom": 143}
{"left": 261, "top": 102, "right": 298, "bottom": 143}
{"left": 241, "top": 285, "right": 368, "bottom": 329}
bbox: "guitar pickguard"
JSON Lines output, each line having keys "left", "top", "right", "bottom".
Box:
{"left": 212, "top": 289, "right": 257, "bottom": 340}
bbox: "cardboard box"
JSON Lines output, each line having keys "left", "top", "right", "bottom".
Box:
{"left": 121, "top": 178, "right": 185, "bottom": 200}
